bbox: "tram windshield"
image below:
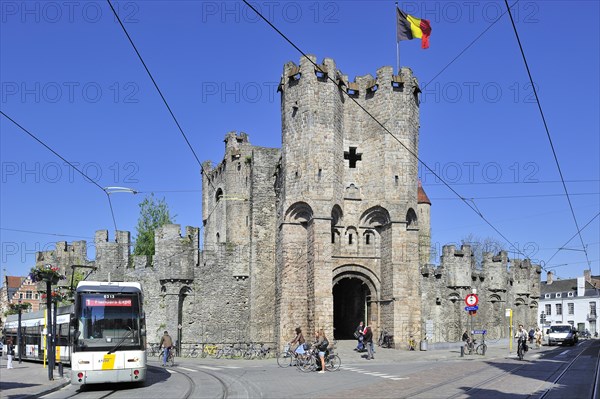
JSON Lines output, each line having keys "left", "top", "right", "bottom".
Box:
{"left": 75, "top": 293, "right": 142, "bottom": 351}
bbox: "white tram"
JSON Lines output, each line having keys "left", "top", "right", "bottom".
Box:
{"left": 71, "top": 281, "right": 147, "bottom": 385}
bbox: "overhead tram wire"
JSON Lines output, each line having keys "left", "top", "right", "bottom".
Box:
{"left": 422, "top": 0, "right": 520, "bottom": 90}
{"left": 432, "top": 192, "right": 599, "bottom": 201}
{"left": 544, "top": 211, "right": 600, "bottom": 268}
{"left": 0, "top": 111, "right": 119, "bottom": 232}
{"left": 503, "top": 0, "right": 593, "bottom": 271}
{"left": 241, "top": 0, "right": 530, "bottom": 261}
{"left": 105, "top": 0, "right": 215, "bottom": 193}
{"left": 0, "top": 228, "right": 95, "bottom": 240}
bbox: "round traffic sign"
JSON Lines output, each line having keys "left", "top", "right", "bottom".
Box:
{"left": 465, "top": 294, "right": 479, "bottom": 306}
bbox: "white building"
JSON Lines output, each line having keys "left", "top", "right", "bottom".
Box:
{"left": 538, "top": 270, "right": 599, "bottom": 335}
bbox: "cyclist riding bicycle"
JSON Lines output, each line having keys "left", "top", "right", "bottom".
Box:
{"left": 515, "top": 324, "right": 528, "bottom": 360}
{"left": 159, "top": 330, "right": 174, "bottom": 367}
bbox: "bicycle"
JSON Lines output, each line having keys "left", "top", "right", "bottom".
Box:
{"left": 476, "top": 336, "right": 487, "bottom": 356}
{"left": 517, "top": 338, "right": 527, "bottom": 361}
{"left": 146, "top": 343, "right": 160, "bottom": 357}
{"left": 158, "top": 347, "right": 175, "bottom": 366}
{"left": 297, "top": 346, "right": 341, "bottom": 372}
{"left": 215, "top": 344, "right": 242, "bottom": 359}
{"left": 201, "top": 344, "right": 219, "bottom": 358}
{"left": 244, "top": 343, "right": 271, "bottom": 360}
{"left": 464, "top": 338, "right": 476, "bottom": 355}
{"left": 378, "top": 330, "right": 395, "bottom": 349}
{"left": 276, "top": 344, "right": 300, "bottom": 367}
{"left": 186, "top": 343, "right": 201, "bottom": 358}
{"left": 407, "top": 336, "right": 416, "bottom": 351}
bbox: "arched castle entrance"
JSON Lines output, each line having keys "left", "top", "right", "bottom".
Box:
{"left": 332, "top": 266, "right": 379, "bottom": 339}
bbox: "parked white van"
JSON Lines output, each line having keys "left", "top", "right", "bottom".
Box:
{"left": 546, "top": 324, "right": 579, "bottom": 346}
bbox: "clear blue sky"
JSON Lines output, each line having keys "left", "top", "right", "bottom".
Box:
{"left": 1, "top": 0, "right": 598, "bottom": 283}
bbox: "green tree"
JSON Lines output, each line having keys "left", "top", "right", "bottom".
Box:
{"left": 133, "top": 194, "right": 175, "bottom": 256}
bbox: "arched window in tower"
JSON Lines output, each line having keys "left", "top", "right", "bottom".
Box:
{"left": 215, "top": 188, "right": 223, "bottom": 202}
{"left": 406, "top": 208, "right": 418, "bottom": 227}
{"left": 216, "top": 233, "right": 220, "bottom": 243}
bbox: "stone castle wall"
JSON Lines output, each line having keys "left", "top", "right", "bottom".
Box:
{"left": 35, "top": 55, "right": 541, "bottom": 347}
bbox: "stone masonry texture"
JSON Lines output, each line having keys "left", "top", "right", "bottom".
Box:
{"left": 37, "top": 56, "right": 540, "bottom": 348}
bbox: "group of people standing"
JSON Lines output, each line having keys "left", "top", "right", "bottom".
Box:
{"left": 354, "top": 321, "right": 375, "bottom": 360}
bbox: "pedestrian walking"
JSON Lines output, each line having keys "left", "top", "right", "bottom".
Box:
{"left": 534, "top": 328, "right": 543, "bottom": 348}
{"left": 364, "top": 326, "right": 374, "bottom": 360}
{"left": 6, "top": 341, "right": 15, "bottom": 369}
{"left": 354, "top": 321, "right": 364, "bottom": 351}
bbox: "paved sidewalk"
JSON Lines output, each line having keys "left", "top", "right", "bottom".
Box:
{"left": 0, "top": 357, "right": 69, "bottom": 399}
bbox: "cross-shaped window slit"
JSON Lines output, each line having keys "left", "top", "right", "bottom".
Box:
{"left": 343, "top": 147, "right": 362, "bottom": 168}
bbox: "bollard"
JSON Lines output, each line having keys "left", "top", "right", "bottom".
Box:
{"left": 460, "top": 345, "right": 464, "bottom": 357}
{"left": 58, "top": 362, "right": 63, "bottom": 377}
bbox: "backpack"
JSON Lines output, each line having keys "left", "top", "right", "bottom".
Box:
{"left": 318, "top": 339, "right": 329, "bottom": 351}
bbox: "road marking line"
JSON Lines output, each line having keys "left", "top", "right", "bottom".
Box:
{"left": 196, "top": 365, "right": 223, "bottom": 370}
{"left": 390, "top": 377, "right": 409, "bottom": 381}
{"left": 165, "top": 369, "right": 176, "bottom": 374}
{"left": 178, "top": 367, "right": 197, "bottom": 372}
{"left": 380, "top": 375, "right": 400, "bottom": 379}
{"left": 220, "top": 366, "right": 241, "bottom": 369}
{"left": 558, "top": 350, "right": 569, "bottom": 356}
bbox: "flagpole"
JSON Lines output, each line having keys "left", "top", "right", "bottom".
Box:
{"left": 396, "top": 2, "right": 400, "bottom": 73}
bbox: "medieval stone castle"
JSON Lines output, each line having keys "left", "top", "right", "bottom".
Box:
{"left": 37, "top": 55, "right": 541, "bottom": 347}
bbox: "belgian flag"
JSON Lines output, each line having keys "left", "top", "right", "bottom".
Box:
{"left": 396, "top": 8, "right": 432, "bottom": 49}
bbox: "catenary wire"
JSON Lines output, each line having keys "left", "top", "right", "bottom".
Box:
{"left": 431, "top": 192, "right": 599, "bottom": 200}
{"left": 0, "top": 111, "right": 119, "bottom": 232}
{"left": 422, "top": 0, "right": 520, "bottom": 90}
{"left": 544, "top": 212, "right": 600, "bottom": 267}
{"left": 242, "top": 0, "right": 542, "bottom": 262}
{"left": 105, "top": 0, "right": 215, "bottom": 193}
{"left": 0, "top": 228, "right": 95, "bottom": 240}
{"left": 503, "top": 0, "right": 592, "bottom": 270}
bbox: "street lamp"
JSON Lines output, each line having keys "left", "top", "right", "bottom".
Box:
{"left": 17, "top": 299, "right": 23, "bottom": 364}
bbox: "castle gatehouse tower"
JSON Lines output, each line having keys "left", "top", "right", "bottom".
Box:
{"left": 275, "top": 55, "right": 423, "bottom": 344}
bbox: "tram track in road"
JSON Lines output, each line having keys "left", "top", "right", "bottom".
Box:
{"left": 165, "top": 364, "right": 229, "bottom": 399}
{"left": 532, "top": 339, "right": 600, "bottom": 399}
{"left": 434, "top": 339, "right": 599, "bottom": 399}
{"left": 403, "top": 360, "right": 527, "bottom": 398}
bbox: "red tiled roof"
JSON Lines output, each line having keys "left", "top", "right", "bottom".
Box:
{"left": 6, "top": 276, "right": 24, "bottom": 289}
{"left": 417, "top": 181, "right": 431, "bottom": 205}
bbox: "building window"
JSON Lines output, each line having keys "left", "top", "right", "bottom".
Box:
{"left": 35, "top": 293, "right": 39, "bottom": 299}
{"left": 556, "top": 304, "right": 563, "bottom": 315}
{"left": 19, "top": 293, "right": 23, "bottom": 299}
{"left": 591, "top": 302, "right": 597, "bottom": 316}
{"left": 26, "top": 291, "right": 32, "bottom": 299}
{"left": 568, "top": 303, "right": 574, "bottom": 315}
{"left": 545, "top": 304, "right": 551, "bottom": 315}
{"left": 556, "top": 293, "right": 561, "bottom": 298}
{"left": 545, "top": 294, "right": 550, "bottom": 299}
{"left": 568, "top": 292, "right": 574, "bottom": 297}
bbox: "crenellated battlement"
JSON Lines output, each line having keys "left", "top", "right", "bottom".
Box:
{"left": 280, "top": 55, "right": 420, "bottom": 100}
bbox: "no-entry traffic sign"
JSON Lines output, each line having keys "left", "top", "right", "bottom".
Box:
{"left": 465, "top": 294, "right": 479, "bottom": 307}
